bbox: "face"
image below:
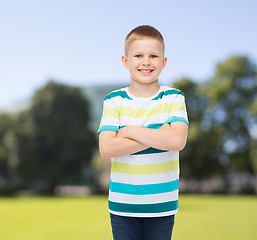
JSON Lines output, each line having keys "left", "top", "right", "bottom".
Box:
{"left": 122, "top": 38, "right": 167, "bottom": 86}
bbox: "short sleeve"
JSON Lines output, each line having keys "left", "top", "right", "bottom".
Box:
{"left": 97, "top": 97, "right": 120, "bottom": 135}
{"left": 166, "top": 92, "right": 189, "bottom": 126}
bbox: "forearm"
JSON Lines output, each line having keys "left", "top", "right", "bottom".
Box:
{"left": 121, "top": 123, "right": 188, "bottom": 151}
{"left": 99, "top": 132, "right": 148, "bottom": 159}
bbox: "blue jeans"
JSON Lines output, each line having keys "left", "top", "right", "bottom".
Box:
{"left": 110, "top": 213, "right": 175, "bottom": 240}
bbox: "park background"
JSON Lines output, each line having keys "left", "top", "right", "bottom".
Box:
{"left": 0, "top": 0, "right": 257, "bottom": 239}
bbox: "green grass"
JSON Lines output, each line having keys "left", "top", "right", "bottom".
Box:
{"left": 173, "top": 195, "right": 257, "bottom": 240}
{"left": 0, "top": 195, "right": 256, "bottom": 240}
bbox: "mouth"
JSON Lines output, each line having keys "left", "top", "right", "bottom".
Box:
{"left": 138, "top": 69, "right": 154, "bottom": 73}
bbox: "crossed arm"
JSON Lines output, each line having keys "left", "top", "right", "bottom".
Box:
{"left": 99, "top": 122, "right": 188, "bottom": 159}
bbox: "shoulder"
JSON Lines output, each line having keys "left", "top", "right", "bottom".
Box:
{"left": 161, "top": 86, "right": 184, "bottom": 96}
{"left": 153, "top": 86, "right": 185, "bottom": 100}
{"left": 104, "top": 87, "right": 132, "bottom": 101}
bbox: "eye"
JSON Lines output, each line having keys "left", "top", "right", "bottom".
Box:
{"left": 151, "top": 55, "right": 158, "bottom": 58}
{"left": 135, "top": 55, "right": 142, "bottom": 58}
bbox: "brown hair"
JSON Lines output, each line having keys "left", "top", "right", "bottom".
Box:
{"left": 125, "top": 25, "right": 165, "bottom": 55}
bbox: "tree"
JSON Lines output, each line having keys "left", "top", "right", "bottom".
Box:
{"left": 0, "top": 113, "right": 17, "bottom": 181}
{"left": 206, "top": 56, "right": 257, "bottom": 173}
{"left": 172, "top": 78, "right": 222, "bottom": 179}
{"left": 17, "top": 81, "right": 96, "bottom": 193}
{"left": 172, "top": 56, "right": 257, "bottom": 180}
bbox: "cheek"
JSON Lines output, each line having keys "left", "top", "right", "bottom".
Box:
{"left": 128, "top": 61, "right": 138, "bottom": 69}
{"left": 158, "top": 61, "right": 164, "bottom": 69}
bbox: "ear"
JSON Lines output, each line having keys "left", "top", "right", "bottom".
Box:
{"left": 162, "top": 57, "right": 167, "bottom": 70}
{"left": 122, "top": 55, "right": 128, "bottom": 69}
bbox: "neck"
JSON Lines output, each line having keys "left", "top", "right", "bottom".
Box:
{"left": 128, "top": 80, "right": 160, "bottom": 98}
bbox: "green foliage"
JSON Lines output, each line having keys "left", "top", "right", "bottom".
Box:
{"left": 0, "top": 114, "right": 12, "bottom": 177}
{"left": 249, "top": 140, "right": 257, "bottom": 174}
{"left": 249, "top": 97, "right": 257, "bottom": 115}
{"left": 207, "top": 56, "right": 257, "bottom": 173}
{"left": 0, "top": 113, "right": 17, "bottom": 183}
{"left": 173, "top": 56, "right": 257, "bottom": 179}
{"left": 16, "top": 81, "right": 96, "bottom": 192}
{"left": 173, "top": 78, "right": 222, "bottom": 178}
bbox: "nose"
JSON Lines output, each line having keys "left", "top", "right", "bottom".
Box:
{"left": 142, "top": 57, "right": 150, "bottom": 66}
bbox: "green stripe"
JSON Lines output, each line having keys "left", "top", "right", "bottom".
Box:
{"left": 104, "top": 91, "right": 132, "bottom": 101}
{"left": 111, "top": 160, "right": 179, "bottom": 175}
{"left": 109, "top": 200, "right": 178, "bottom": 213}
{"left": 152, "top": 89, "right": 184, "bottom": 100}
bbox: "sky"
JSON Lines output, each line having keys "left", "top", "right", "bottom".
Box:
{"left": 1, "top": 0, "right": 257, "bottom": 109}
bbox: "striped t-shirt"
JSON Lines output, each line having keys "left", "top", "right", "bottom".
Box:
{"left": 98, "top": 86, "right": 189, "bottom": 217}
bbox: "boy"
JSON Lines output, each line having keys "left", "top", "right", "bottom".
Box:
{"left": 98, "top": 25, "right": 189, "bottom": 240}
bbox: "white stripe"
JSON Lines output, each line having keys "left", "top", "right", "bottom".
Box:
{"left": 103, "top": 98, "right": 119, "bottom": 108}
{"left": 120, "top": 113, "right": 170, "bottom": 126}
{"left": 170, "top": 109, "right": 187, "bottom": 117}
{"left": 104, "top": 92, "right": 185, "bottom": 110}
{"left": 113, "top": 151, "right": 179, "bottom": 165}
{"left": 162, "top": 96, "right": 183, "bottom": 104}
{"left": 110, "top": 170, "right": 179, "bottom": 185}
{"left": 109, "top": 190, "right": 179, "bottom": 204}
{"left": 104, "top": 97, "right": 163, "bottom": 109}
{"left": 100, "top": 116, "right": 120, "bottom": 126}
{"left": 172, "top": 94, "right": 185, "bottom": 103}
{"left": 109, "top": 209, "right": 178, "bottom": 218}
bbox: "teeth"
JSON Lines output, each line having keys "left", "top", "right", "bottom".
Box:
{"left": 140, "top": 70, "right": 152, "bottom": 72}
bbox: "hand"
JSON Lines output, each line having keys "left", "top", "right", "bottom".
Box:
{"left": 117, "top": 127, "right": 127, "bottom": 138}
{"left": 117, "top": 126, "right": 139, "bottom": 138}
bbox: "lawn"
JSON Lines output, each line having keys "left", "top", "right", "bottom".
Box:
{"left": 0, "top": 195, "right": 256, "bottom": 240}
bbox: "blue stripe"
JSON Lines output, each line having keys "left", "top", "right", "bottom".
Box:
{"left": 120, "top": 123, "right": 163, "bottom": 130}
{"left": 132, "top": 148, "right": 168, "bottom": 155}
{"left": 98, "top": 125, "right": 119, "bottom": 135}
{"left": 110, "top": 179, "right": 179, "bottom": 195}
{"left": 145, "top": 123, "right": 163, "bottom": 129}
{"left": 104, "top": 91, "right": 132, "bottom": 101}
{"left": 109, "top": 200, "right": 178, "bottom": 213}
{"left": 166, "top": 116, "right": 189, "bottom": 125}
{"left": 152, "top": 89, "right": 184, "bottom": 100}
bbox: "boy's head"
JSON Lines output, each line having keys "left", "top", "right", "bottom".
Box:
{"left": 122, "top": 25, "right": 167, "bottom": 88}
{"left": 125, "top": 25, "right": 165, "bottom": 56}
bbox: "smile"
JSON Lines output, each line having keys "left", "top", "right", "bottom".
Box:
{"left": 138, "top": 69, "right": 153, "bottom": 72}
